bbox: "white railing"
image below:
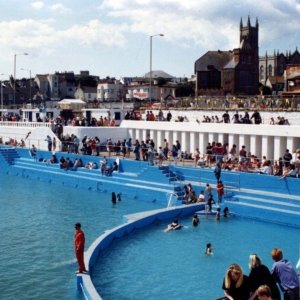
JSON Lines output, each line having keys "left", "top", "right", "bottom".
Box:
{"left": 0, "top": 121, "right": 52, "bottom": 128}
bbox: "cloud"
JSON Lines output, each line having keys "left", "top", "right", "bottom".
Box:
{"left": 49, "top": 3, "right": 70, "bottom": 13}
{"left": 0, "top": 18, "right": 128, "bottom": 56}
{"left": 31, "top": 1, "right": 44, "bottom": 9}
{"left": 98, "top": 0, "right": 300, "bottom": 52}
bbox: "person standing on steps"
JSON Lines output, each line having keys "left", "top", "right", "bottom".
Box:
{"left": 214, "top": 162, "right": 222, "bottom": 181}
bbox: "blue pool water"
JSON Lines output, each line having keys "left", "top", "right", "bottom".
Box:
{"left": 1, "top": 172, "right": 299, "bottom": 300}
{"left": 93, "top": 215, "right": 299, "bottom": 300}
{"left": 0, "top": 173, "right": 161, "bottom": 300}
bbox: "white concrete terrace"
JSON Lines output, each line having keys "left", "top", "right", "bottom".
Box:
{"left": 120, "top": 120, "right": 300, "bottom": 160}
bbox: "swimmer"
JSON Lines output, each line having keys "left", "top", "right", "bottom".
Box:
{"left": 117, "top": 193, "right": 121, "bottom": 201}
{"left": 112, "top": 192, "right": 117, "bottom": 204}
{"left": 223, "top": 206, "right": 229, "bottom": 218}
{"left": 216, "top": 208, "right": 221, "bottom": 221}
{"left": 192, "top": 214, "right": 200, "bottom": 227}
{"left": 205, "top": 243, "right": 213, "bottom": 255}
{"left": 164, "top": 220, "right": 182, "bottom": 232}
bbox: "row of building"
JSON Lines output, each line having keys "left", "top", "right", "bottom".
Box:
{"left": 0, "top": 70, "right": 179, "bottom": 107}
{"left": 1, "top": 16, "right": 300, "bottom": 107}
{"left": 194, "top": 16, "right": 300, "bottom": 96}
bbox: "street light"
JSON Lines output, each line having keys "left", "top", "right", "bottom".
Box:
{"left": 0, "top": 73, "right": 9, "bottom": 120}
{"left": 20, "top": 68, "right": 32, "bottom": 105}
{"left": 149, "top": 34, "right": 164, "bottom": 103}
{"left": 14, "top": 52, "right": 28, "bottom": 106}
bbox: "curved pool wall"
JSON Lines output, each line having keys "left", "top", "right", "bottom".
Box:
{"left": 77, "top": 203, "right": 204, "bottom": 300}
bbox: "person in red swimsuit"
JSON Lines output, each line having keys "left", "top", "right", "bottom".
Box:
{"left": 74, "top": 223, "right": 87, "bottom": 274}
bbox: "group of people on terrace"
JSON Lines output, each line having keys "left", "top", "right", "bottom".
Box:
{"left": 55, "top": 132, "right": 300, "bottom": 179}
{"left": 200, "top": 110, "right": 290, "bottom": 125}
{"left": 192, "top": 142, "right": 300, "bottom": 179}
{"left": 221, "top": 249, "right": 299, "bottom": 300}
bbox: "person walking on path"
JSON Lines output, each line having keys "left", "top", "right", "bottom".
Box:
{"left": 74, "top": 223, "right": 87, "bottom": 274}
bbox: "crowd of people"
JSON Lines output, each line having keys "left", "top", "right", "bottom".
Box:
{"left": 54, "top": 132, "right": 300, "bottom": 180}
{"left": 200, "top": 110, "right": 290, "bottom": 125}
{"left": 221, "top": 249, "right": 299, "bottom": 300}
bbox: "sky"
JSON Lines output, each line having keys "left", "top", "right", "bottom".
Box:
{"left": 0, "top": 0, "right": 299, "bottom": 80}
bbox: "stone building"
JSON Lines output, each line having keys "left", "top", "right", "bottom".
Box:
{"left": 259, "top": 49, "right": 300, "bottom": 93}
{"left": 195, "top": 16, "right": 259, "bottom": 96}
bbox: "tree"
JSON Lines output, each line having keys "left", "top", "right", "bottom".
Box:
{"left": 175, "top": 81, "right": 195, "bottom": 97}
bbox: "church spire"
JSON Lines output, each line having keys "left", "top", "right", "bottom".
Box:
{"left": 240, "top": 17, "right": 243, "bottom": 29}
{"left": 255, "top": 17, "right": 259, "bottom": 28}
{"left": 247, "top": 15, "right": 251, "bottom": 27}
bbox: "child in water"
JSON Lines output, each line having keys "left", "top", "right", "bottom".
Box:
{"left": 112, "top": 192, "right": 117, "bottom": 204}
{"left": 205, "top": 243, "right": 213, "bottom": 255}
{"left": 223, "top": 206, "right": 229, "bottom": 217}
{"left": 192, "top": 214, "right": 200, "bottom": 226}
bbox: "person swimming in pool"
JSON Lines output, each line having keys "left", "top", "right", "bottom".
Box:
{"left": 192, "top": 214, "right": 200, "bottom": 226}
{"left": 206, "top": 243, "right": 213, "bottom": 255}
{"left": 164, "top": 220, "right": 182, "bottom": 232}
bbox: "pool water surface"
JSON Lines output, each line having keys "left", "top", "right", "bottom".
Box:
{"left": 93, "top": 215, "right": 299, "bottom": 300}
{"left": 0, "top": 173, "right": 161, "bottom": 300}
{"left": 1, "top": 172, "right": 299, "bottom": 300}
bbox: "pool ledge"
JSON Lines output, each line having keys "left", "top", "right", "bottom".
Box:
{"left": 77, "top": 203, "right": 204, "bottom": 300}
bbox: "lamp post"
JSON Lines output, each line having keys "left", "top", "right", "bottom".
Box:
{"left": 0, "top": 73, "right": 9, "bottom": 120}
{"left": 149, "top": 34, "right": 164, "bottom": 103}
{"left": 14, "top": 52, "right": 28, "bottom": 106}
{"left": 20, "top": 68, "right": 32, "bottom": 105}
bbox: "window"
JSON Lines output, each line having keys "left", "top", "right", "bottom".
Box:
{"left": 268, "top": 65, "right": 272, "bottom": 77}
{"left": 259, "top": 66, "right": 264, "bottom": 81}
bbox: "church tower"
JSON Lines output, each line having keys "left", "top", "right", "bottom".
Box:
{"left": 234, "top": 16, "right": 259, "bottom": 94}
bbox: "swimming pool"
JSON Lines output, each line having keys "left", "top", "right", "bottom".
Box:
{"left": 92, "top": 215, "right": 299, "bottom": 300}
{"left": 1, "top": 172, "right": 299, "bottom": 300}
{"left": 0, "top": 173, "right": 161, "bottom": 300}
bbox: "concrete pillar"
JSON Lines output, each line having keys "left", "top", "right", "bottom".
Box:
{"left": 173, "top": 131, "right": 179, "bottom": 146}
{"left": 190, "top": 132, "right": 195, "bottom": 153}
{"left": 165, "top": 131, "right": 172, "bottom": 148}
{"left": 239, "top": 134, "right": 250, "bottom": 151}
{"left": 208, "top": 132, "right": 217, "bottom": 143}
{"left": 228, "top": 134, "right": 238, "bottom": 148}
{"left": 218, "top": 133, "right": 224, "bottom": 144}
{"left": 128, "top": 128, "right": 134, "bottom": 140}
{"left": 262, "top": 136, "right": 273, "bottom": 160}
{"left": 150, "top": 130, "right": 155, "bottom": 141}
{"left": 150, "top": 130, "right": 157, "bottom": 148}
{"left": 157, "top": 131, "right": 162, "bottom": 149}
{"left": 199, "top": 133, "right": 208, "bottom": 154}
{"left": 135, "top": 129, "right": 141, "bottom": 141}
{"left": 250, "top": 135, "right": 262, "bottom": 159}
{"left": 274, "top": 136, "right": 286, "bottom": 160}
{"left": 181, "top": 132, "right": 187, "bottom": 152}
{"left": 286, "top": 137, "right": 296, "bottom": 153}
{"left": 142, "top": 129, "right": 148, "bottom": 142}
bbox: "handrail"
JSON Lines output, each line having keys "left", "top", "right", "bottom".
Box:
{"left": 167, "top": 192, "right": 178, "bottom": 208}
{"left": 0, "top": 121, "right": 52, "bottom": 128}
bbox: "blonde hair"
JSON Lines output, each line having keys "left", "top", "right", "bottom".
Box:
{"left": 224, "top": 263, "right": 244, "bottom": 289}
{"left": 249, "top": 254, "right": 262, "bottom": 270}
